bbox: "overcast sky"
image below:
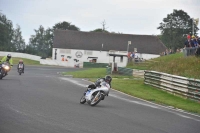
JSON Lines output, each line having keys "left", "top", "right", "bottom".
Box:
{"left": 0, "top": 0, "right": 200, "bottom": 43}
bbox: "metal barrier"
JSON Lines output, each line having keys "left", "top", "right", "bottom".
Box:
{"left": 106, "top": 67, "right": 112, "bottom": 75}
{"left": 118, "top": 67, "right": 133, "bottom": 76}
{"left": 83, "top": 62, "right": 108, "bottom": 68}
{"left": 144, "top": 70, "right": 200, "bottom": 102}
{"left": 183, "top": 47, "right": 200, "bottom": 57}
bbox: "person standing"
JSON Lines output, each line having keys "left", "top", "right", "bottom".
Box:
{"left": 127, "top": 52, "right": 131, "bottom": 62}
{"left": 130, "top": 52, "right": 135, "bottom": 62}
{"left": 184, "top": 35, "right": 192, "bottom": 56}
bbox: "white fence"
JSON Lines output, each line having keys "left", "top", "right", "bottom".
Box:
{"left": 144, "top": 70, "right": 200, "bottom": 102}
{"left": 0, "top": 51, "right": 41, "bottom": 61}
{"left": 0, "top": 51, "right": 81, "bottom": 67}
{"left": 40, "top": 59, "right": 83, "bottom": 68}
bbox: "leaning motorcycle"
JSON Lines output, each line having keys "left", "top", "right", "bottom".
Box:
{"left": 80, "top": 80, "right": 110, "bottom": 106}
{"left": 18, "top": 64, "right": 24, "bottom": 75}
{"left": 0, "top": 62, "right": 11, "bottom": 79}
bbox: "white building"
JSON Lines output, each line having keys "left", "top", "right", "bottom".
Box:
{"left": 51, "top": 30, "right": 166, "bottom": 68}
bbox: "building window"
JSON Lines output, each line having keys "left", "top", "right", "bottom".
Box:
{"left": 60, "top": 49, "right": 71, "bottom": 54}
{"left": 84, "top": 50, "right": 93, "bottom": 55}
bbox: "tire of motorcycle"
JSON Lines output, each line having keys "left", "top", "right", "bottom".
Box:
{"left": 90, "top": 94, "right": 103, "bottom": 106}
{"left": 19, "top": 69, "right": 22, "bottom": 75}
{"left": 80, "top": 95, "right": 86, "bottom": 104}
{"left": 0, "top": 70, "right": 3, "bottom": 79}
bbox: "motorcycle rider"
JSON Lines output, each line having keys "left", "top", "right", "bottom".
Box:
{"left": 0, "top": 54, "right": 13, "bottom": 75}
{"left": 86, "top": 75, "right": 112, "bottom": 97}
{"left": 17, "top": 59, "right": 25, "bottom": 73}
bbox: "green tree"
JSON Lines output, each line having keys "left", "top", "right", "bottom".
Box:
{"left": 43, "top": 28, "right": 53, "bottom": 57}
{"left": 157, "top": 9, "right": 199, "bottom": 50}
{"left": 90, "top": 20, "right": 109, "bottom": 33}
{"left": 28, "top": 26, "right": 54, "bottom": 58}
{"left": 28, "top": 25, "right": 47, "bottom": 57}
{"left": 90, "top": 28, "right": 109, "bottom": 33}
{"left": 12, "top": 24, "right": 26, "bottom": 52}
{"left": 27, "top": 21, "right": 80, "bottom": 57}
{"left": 53, "top": 21, "right": 80, "bottom": 31}
{"left": 0, "top": 13, "right": 14, "bottom": 51}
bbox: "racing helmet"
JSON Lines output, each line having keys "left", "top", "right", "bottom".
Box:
{"left": 105, "top": 75, "right": 112, "bottom": 84}
{"left": 7, "top": 54, "right": 11, "bottom": 59}
{"left": 19, "top": 59, "right": 23, "bottom": 63}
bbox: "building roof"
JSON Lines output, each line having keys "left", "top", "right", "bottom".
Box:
{"left": 53, "top": 29, "right": 167, "bottom": 54}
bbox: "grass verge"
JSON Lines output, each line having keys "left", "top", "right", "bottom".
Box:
{"left": 62, "top": 68, "right": 200, "bottom": 115}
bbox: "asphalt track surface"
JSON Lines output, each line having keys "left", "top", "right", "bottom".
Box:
{"left": 0, "top": 65, "right": 200, "bottom": 133}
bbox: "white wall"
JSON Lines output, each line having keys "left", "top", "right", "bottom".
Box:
{"left": 52, "top": 48, "right": 160, "bottom": 67}
{"left": 52, "top": 48, "right": 128, "bottom": 67}
{"left": 0, "top": 51, "right": 41, "bottom": 61}
{"left": 0, "top": 50, "right": 160, "bottom": 68}
{"left": 136, "top": 53, "right": 160, "bottom": 60}
{"left": 40, "top": 59, "right": 79, "bottom": 67}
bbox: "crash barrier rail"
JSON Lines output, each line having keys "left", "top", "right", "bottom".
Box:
{"left": 118, "top": 67, "right": 133, "bottom": 76}
{"left": 106, "top": 67, "right": 133, "bottom": 75}
{"left": 144, "top": 70, "right": 200, "bottom": 102}
{"left": 182, "top": 47, "right": 200, "bottom": 57}
{"left": 83, "top": 62, "right": 108, "bottom": 68}
{"left": 106, "top": 67, "right": 112, "bottom": 74}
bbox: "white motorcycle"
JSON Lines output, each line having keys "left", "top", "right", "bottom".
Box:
{"left": 80, "top": 81, "right": 110, "bottom": 106}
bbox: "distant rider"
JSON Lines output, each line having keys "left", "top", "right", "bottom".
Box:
{"left": 17, "top": 59, "right": 25, "bottom": 73}
{"left": 0, "top": 54, "right": 13, "bottom": 75}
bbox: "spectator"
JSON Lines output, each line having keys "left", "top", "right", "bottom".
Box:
{"left": 130, "top": 52, "right": 135, "bottom": 61}
{"left": 134, "top": 52, "right": 138, "bottom": 62}
{"left": 197, "top": 36, "right": 200, "bottom": 46}
{"left": 191, "top": 35, "right": 196, "bottom": 47}
{"left": 127, "top": 52, "right": 131, "bottom": 62}
{"left": 184, "top": 35, "right": 192, "bottom": 56}
{"left": 184, "top": 34, "right": 192, "bottom": 48}
{"left": 195, "top": 36, "right": 200, "bottom": 56}
{"left": 187, "top": 34, "right": 191, "bottom": 40}
{"left": 168, "top": 49, "right": 173, "bottom": 54}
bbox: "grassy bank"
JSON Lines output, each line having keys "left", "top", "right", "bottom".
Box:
{"left": 127, "top": 52, "right": 200, "bottom": 79}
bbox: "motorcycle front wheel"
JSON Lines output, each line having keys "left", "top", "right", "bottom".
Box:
{"left": 80, "top": 95, "right": 86, "bottom": 104}
{"left": 90, "top": 92, "right": 102, "bottom": 106}
{"left": 19, "top": 69, "right": 22, "bottom": 75}
{"left": 0, "top": 69, "right": 4, "bottom": 79}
